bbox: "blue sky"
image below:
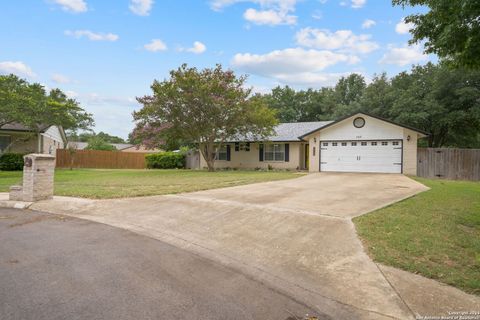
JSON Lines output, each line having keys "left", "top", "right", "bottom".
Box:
{"left": 0, "top": 0, "right": 434, "bottom": 139}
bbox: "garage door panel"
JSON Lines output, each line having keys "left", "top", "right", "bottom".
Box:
{"left": 320, "top": 140, "right": 402, "bottom": 173}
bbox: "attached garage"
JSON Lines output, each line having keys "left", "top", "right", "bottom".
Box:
{"left": 300, "top": 113, "right": 428, "bottom": 175}
{"left": 320, "top": 140, "right": 402, "bottom": 173}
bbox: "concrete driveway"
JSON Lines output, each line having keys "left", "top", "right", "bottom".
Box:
{"left": 31, "top": 173, "right": 429, "bottom": 319}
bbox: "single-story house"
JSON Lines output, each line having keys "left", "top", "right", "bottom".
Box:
{"left": 0, "top": 123, "right": 67, "bottom": 155}
{"left": 67, "top": 142, "right": 161, "bottom": 153}
{"left": 199, "top": 112, "right": 428, "bottom": 175}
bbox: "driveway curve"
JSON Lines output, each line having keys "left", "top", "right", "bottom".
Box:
{"left": 31, "top": 173, "right": 429, "bottom": 319}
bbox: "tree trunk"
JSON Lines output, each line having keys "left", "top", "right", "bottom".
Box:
{"left": 200, "top": 142, "right": 216, "bottom": 172}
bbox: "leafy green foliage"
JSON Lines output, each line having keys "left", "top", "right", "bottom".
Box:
{"left": 392, "top": 0, "right": 480, "bottom": 69}
{"left": 68, "top": 131, "right": 126, "bottom": 143}
{"left": 133, "top": 64, "right": 277, "bottom": 171}
{"left": 257, "top": 64, "right": 480, "bottom": 148}
{"left": 0, "top": 153, "right": 24, "bottom": 171}
{"left": 0, "top": 74, "right": 94, "bottom": 132}
{"left": 145, "top": 152, "right": 185, "bottom": 169}
{"left": 84, "top": 136, "right": 116, "bottom": 151}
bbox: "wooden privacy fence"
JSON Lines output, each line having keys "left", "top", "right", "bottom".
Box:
{"left": 417, "top": 148, "right": 480, "bottom": 181}
{"left": 56, "top": 149, "right": 147, "bottom": 169}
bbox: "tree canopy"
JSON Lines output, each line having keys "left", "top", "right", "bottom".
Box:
{"left": 84, "top": 136, "right": 117, "bottom": 151}
{"left": 0, "top": 74, "right": 94, "bottom": 133}
{"left": 392, "top": 0, "right": 480, "bottom": 69}
{"left": 256, "top": 63, "right": 480, "bottom": 148}
{"left": 68, "top": 131, "right": 126, "bottom": 144}
{"left": 133, "top": 64, "right": 277, "bottom": 171}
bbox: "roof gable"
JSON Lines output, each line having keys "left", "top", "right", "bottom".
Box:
{"left": 298, "top": 112, "right": 429, "bottom": 139}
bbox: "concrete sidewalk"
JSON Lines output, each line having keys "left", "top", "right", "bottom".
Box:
{"left": 4, "top": 173, "right": 478, "bottom": 319}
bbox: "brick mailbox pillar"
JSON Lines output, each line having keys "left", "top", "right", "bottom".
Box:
{"left": 9, "top": 154, "right": 56, "bottom": 202}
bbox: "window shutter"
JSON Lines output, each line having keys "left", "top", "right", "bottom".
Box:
{"left": 259, "top": 144, "right": 264, "bottom": 161}
{"left": 284, "top": 143, "right": 289, "bottom": 162}
{"left": 226, "top": 145, "right": 231, "bottom": 161}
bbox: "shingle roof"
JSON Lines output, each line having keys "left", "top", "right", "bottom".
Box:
{"left": 0, "top": 123, "right": 49, "bottom": 132}
{"left": 228, "top": 121, "right": 333, "bottom": 142}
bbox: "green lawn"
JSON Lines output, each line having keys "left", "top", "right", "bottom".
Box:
{"left": 354, "top": 178, "right": 480, "bottom": 295}
{"left": 0, "top": 169, "right": 300, "bottom": 199}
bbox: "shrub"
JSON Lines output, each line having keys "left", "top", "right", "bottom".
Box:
{"left": 146, "top": 152, "right": 185, "bottom": 169}
{"left": 0, "top": 153, "right": 24, "bottom": 171}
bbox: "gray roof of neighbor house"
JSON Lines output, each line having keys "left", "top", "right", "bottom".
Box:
{"left": 228, "top": 121, "right": 333, "bottom": 142}
{"left": 67, "top": 142, "right": 134, "bottom": 150}
{"left": 0, "top": 123, "right": 50, "bottom": 132}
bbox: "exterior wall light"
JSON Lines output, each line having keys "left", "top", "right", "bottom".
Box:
{"left": 407, "top": 135, "right": 411, "bottom": 142}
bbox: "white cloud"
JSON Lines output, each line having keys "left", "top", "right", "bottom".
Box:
{"left": 51, "top": 73, "right": 71, "bottom": 84}
{"left": 379, "top": 44, "right": 428, "bottom": 66}
{"left": 144, "top": 39, "right": 167, "bottom": 52}
{"left": 295, "top": 28, "right": 379, "bottom": 54}
{"left": 129, "top": 0, "right": 154, "bottom": 16}
{"left": 186, "top": 41, "right": 207, "bottom": 54}
{"left": 395, "top": 18, "right": 414, "bottom": 34}
{"left": 210, "top": 0, "right": 298, "bottom": 26}
{"left": 51, "top": 0, "right": 87, "bottom": 13}
{"left": 351, "top": 0, "right": 366, "bottom": 8}
{"left": 243, "top": 8, "right": 296, "bottom": 25}
{"left": 65, "top": 90, "right": 78, "bottom": 98}
{"left": 0, "top": 61, "right": 36, "bottom": 78}
{"left": 232, "top": 47, "right": 359, "bottom": 86}
{"left": 311, "top": 10, "right": 322, "bottom": 20}
{"left": 64, "top": 30, "right": 119, "bottom": 41}
{"left": 361, "top": 19, "right": 376, "bottom": 29}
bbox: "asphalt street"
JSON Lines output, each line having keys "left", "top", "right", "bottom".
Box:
{"left": 0, "top": 208, "right": 326, "bottom": 320}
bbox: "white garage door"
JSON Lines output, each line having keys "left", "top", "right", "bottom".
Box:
{"left": 320, "top": 140, "right": 402, "bottom": 173}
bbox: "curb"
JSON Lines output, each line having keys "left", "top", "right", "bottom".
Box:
{"left": 0, "top": 200, "right": 33, "bottom": 210}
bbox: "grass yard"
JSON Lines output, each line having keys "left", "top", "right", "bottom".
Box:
{"left": 0, "top": 169, "right": 300, "bottom": 199}
{"left": 354, "top": 178, "right": 480, "bottom": 295}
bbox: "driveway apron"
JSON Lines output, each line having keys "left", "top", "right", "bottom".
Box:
{"left": 31, "top": 173, "right": 429, "bottom": 319}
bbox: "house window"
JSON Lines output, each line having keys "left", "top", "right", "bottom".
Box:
{"left": 392, "top": 141, "right": 399, "bottom": 146}
{"left": 215, "top": 145, "right": 228, "bottom": 161}
{"left": 264, "top": 143, "right": 285, "bottom": 161}
{"left": 239, "top": 142, "right": 250, "bottom": 151}
{"left": 351, "top": 142, "right": 357, "bottom": 146}
{"left": 341, "top": 142, "right": 347, "bottom": 146}
{"left": 371, "top": 142, "right": 377, "bottom": 146}
{"left": 382, "top": 141, "right": 388, "bottom": 146}
{"left": 361, "top": 142, "right": 367, "bottom": 146}
{"left": 322, "top": 142, "right": 328, "bottom": 146}
{"left": 332, "top": 142, "right": 338, "bottom": 146}
{"left": 0, "top": 135, "right": 11, "bottom": 152}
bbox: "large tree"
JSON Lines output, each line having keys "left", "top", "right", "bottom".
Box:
{"left": 0, "top": 74, "right": 94, "bottom": 132}
{"left": 390, "top": 63, "right": 480, "bottom": 147}
{"left": 133, "top": 64, "right": 277, "bottom": 171}
{"left": 393, "top": 0, "right": 480, "bottom": 69}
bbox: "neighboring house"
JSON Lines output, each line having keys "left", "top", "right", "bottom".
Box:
{"left": 0, "top": 123, "right": 67, "bottom": 155}
{"left": 199, "top": 112, "right": 428, "bottom": 175}
{"left": 67, "top": 141, "right": 161, "bottom": 153}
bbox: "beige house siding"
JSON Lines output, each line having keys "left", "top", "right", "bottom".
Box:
{"left": 199, "top": 142, "right": 306, "bottom": 170}
{"left": 41, "top": 134, "right": 64, "bottom": 155}
{"left": 402, "top": 128, "right": 418, "bottom": 175}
